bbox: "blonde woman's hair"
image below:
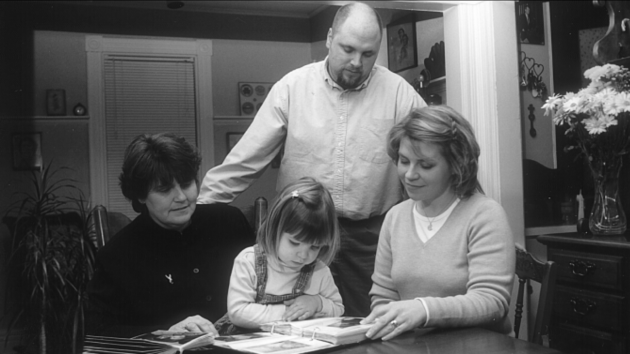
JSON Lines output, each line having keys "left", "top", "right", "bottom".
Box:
{"left": 257, "top": 177, "right": 340, "bottom": 266}
{"left": 387, "top": 105, "right": 484, "bottom": 197}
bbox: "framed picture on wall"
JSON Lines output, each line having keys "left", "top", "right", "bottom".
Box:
{"left": 387, "top": 17, "right": 417, "bottom": 73}
{"left": 219, "top": 123, "right": 282, "bottom": 169}
{"left": 12, "top": 132, "right": 43, "bottom": 171}
{"left": 516, "top": 1, "right": 545, "bottom": 45}
{"left": 226, "top": 132, "right": 244, "bottom": 153}
{"left": 46, "top": 89, "right": 66, "bottom": 116}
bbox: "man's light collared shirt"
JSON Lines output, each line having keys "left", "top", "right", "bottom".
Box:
{"left": 198, "top": 59, "right": 426, "bottom": 220}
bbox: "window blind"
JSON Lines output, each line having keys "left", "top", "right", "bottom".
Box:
{"left": 103, "top": 55, "right": 197, "bottom": 217}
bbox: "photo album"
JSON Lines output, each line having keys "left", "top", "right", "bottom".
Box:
{"left": 83, "top": 331, "right": 214, "bottom": 354}
{"left": 212, "top": 317, "right": 373, "bottom": 354}
{"left": 83, "top": 317, "right": 372, "bottom": 354}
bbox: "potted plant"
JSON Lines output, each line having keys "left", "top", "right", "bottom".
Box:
{"left": 3, "top": 162, "right": 96, "bottom": 354}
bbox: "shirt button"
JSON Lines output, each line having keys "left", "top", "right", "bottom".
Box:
{"left": 206, "top": 295, "right": 212, "bottom": 302}
{"left": 193, "top": 268, "right": 199, "bottom": 274}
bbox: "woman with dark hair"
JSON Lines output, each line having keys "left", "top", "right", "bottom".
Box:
{"left": 87, "top": 133, "right": 254, "bottom": 337}
{"left": 361, "top": 105, "right": 515, "bottom": 340}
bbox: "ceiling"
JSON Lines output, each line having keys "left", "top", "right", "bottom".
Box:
{"left": 57, "top": 1, "right": 460, "bottom": 18}
{"left": 64, "top": 1, "right": 350, "bottom": 18}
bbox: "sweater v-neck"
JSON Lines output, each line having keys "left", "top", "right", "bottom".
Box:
{"left": 411, "top": 198, "right": 460, "bottom": 246}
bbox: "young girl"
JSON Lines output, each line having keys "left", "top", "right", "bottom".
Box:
{"left": 215, "top": 177, "right": 344, "bottom": 335}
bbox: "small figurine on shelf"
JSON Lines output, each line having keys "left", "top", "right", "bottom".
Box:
{"left": 411, "top": 70, "right": 430, "bottom": 97}
{"left": 560, "top": 199, "right": 574, "bottom": 225}
{"left": 576, "top": 190, "right": 587, "bottom": 234}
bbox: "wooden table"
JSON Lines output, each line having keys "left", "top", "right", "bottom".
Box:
{"left": 196, "top": 327, "right": 563, "bottom": 354}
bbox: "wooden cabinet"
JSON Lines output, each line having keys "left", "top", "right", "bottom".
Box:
{"left": 538, "top": 233, "right": 630, "bottom": 354}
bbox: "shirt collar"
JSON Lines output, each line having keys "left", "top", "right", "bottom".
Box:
{"left": 322, "top": 56, "right": 374, "bottom": 92}
{"left": 268, "top": 255, "right": 302, "bottom": 274}
{"left": 140, "top": 210, "right": 193, "bottom": 242}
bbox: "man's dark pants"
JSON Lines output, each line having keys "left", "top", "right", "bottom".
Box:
{"left": 330, "top": 214, "right": 385, "bottom": 317}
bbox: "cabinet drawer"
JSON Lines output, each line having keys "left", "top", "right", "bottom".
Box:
{"left": 550, "top": 322, "right": 627, "bottom": 354}
{"left": 554, "top": 285, "right": 627, "bottom": 331}
{"left": 548, "top": 249, "right": 624, "bottom": 291}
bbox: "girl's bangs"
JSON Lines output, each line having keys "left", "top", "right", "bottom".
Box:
{"left": 281, "top": 204, "right": 333, "bottom": 246}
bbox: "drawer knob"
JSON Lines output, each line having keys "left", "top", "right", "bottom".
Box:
{"left": 568, "top": 259, "right": 596, "bottom": 277}
{"left": 569, "top": 297, "right": 597, "bottom": 316}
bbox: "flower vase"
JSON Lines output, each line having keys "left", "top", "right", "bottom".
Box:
{"left": 587, "top": 155, "right": 627, "bottom": 235}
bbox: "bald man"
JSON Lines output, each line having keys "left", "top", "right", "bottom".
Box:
{"left": 199, "top": 2, "right": 426, "bottom": 317}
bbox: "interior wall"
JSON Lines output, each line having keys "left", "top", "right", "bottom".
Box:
{"left": 34, "top": 31, "right": 88, "bottom": 117}
{"left": 212, "top": 39, "right": 311, "bottom": 116}
{"left": 519, "top": 4, "right": 555, "bottom": 169}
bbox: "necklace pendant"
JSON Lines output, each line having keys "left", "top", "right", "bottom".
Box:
{"left": 428, "top": 224, "right": 433, "bottom": 231}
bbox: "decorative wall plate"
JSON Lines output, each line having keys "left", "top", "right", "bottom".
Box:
{"left": 238, "top": 82, "right": 274, "bottom": 116}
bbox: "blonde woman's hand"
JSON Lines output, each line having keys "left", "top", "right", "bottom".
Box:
{"left": 282, "top": 295, "right": 322, "bottom": 321}
{"left": 168, "top": 315, "right": 219, "bottom": 335}
{"left": 361, "top": 300, "right": 426, "bottom": 341}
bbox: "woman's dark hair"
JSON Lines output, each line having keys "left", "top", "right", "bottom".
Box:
{"left": 387, "top": 105, "right": 484, "bottom": 198}
{"left": 119, "top": 133, "right": 201, "bottom": 212}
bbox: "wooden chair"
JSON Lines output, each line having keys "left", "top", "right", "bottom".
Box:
{"left": 514, "top": 245, "right": 558, "bottom": 345}
{"left": 88, "top": 198, "right": 267, "bottom": 249}
{"left": 88, "top": 205, "right": 132, "bottom": 249}
{"left": 238, "top": 197, "right": 268, "bottom": 236}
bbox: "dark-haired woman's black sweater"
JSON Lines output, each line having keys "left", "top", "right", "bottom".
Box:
{"left": 86, "top": 204, "right": 254, "bottom": 337}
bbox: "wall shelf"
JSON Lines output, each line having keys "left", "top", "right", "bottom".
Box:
{"left": 0, "top": 116, "right": 89, "bottom": 121}
{"left": 525, "top": 224, "right": 576, "bottom": 237}
{"left": 214, "top": 115, "right": 253, "bottom": 120}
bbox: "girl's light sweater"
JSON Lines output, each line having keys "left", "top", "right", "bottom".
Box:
{"left": 370, "top": 193, "right": 515, "bottom": 334}
{"left": 228, "top": 246, "right": 344, "bottom": 329}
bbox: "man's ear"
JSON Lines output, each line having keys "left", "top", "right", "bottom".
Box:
{"left": 326, "top": 28, "right": 333, "bottom": 49}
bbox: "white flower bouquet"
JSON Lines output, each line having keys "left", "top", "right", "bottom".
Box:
{"left": 542, "top": 63, "right": 630, "bottom": 160}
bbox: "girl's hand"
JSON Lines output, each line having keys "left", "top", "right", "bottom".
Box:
{"left": 168, "top": 315, "right": 219, "bottom": 335}
{"left": 282, "top": 295, "right": 322, "bottom": 321}
{"left": 361, "top": 300, "right": 426, "bottom": 341}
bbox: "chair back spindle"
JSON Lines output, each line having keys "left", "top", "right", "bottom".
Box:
{"left": 514, "top": 245, "right": 558, "bottom": 345}
{"left": 254, "top": 197, "right": 268, "bottom": 235}
{"left": 88, "top": 205, "right": 131, "bottom": 249}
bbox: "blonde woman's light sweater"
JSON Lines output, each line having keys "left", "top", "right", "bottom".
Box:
{"left": 370, "top": 193, "right": 515, "bottom": 334}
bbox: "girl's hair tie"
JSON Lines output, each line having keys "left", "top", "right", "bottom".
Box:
{"left": 291, "top": 190, "right": 300, "bottom": 198}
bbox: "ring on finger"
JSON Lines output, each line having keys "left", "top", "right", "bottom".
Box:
{"left": 390, "top": 320, "right": 398, "bottom": 327}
